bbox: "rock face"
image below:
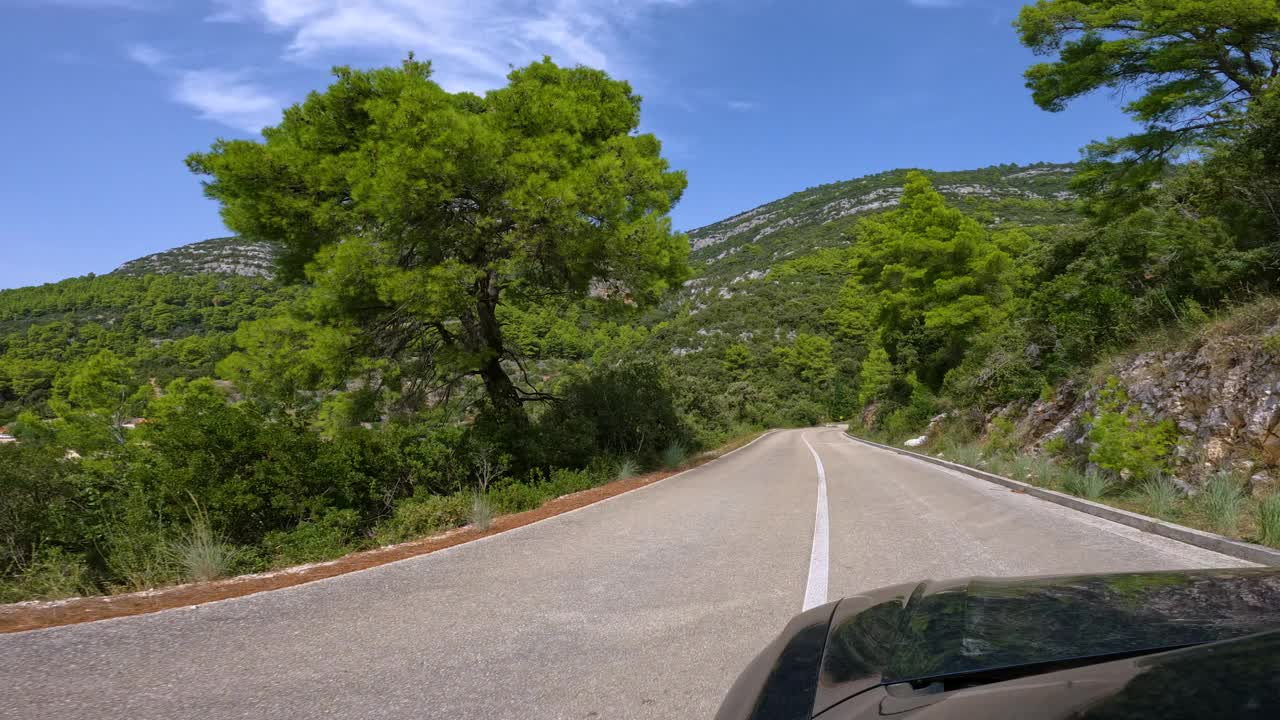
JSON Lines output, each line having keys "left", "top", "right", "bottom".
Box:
{"left": 113, "top": 237, "right": 280, "bottom": 279}
{"left": 1011, "top": 328, "right": 1280, "bottom": 481}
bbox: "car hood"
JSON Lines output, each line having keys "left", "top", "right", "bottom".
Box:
{"left": 715, "top": 568, "right": 1280, "bottom": 720}
{"left": 814, "top": 568, "right": 1280, "bottom": 714}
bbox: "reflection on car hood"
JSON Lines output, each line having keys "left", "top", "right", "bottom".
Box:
{"left": 815, "top": 568, "right": 1280, "bottom": 715}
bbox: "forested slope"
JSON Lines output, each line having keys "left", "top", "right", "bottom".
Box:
{"left": 4, "top": 0, "right": 1280, "bottom": 602}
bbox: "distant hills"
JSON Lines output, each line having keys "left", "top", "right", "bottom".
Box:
{"left": 112, "top": 237, "right": 280, "bottom": 279}
{"left": 67, "top": 163, "right": 1074, "bottom": 289}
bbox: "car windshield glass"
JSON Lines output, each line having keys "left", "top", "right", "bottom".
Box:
{"left": 885, "top": 570, "right": 1280, "bottom": 683}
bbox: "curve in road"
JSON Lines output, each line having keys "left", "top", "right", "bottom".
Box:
{"left": 0, "top": 427, "right": 1251, "bottom": 720}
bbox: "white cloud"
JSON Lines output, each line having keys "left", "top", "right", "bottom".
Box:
{"left": 173, "top": 70, "right": 283, "bottom": 133}
{"left": 126, "top": 44, "right": 283, "bottom": 134}
{"left": 727, "top": 100, "right": 757, "bottom": 112}
{"left": 212, "top": 0, "right": 695, "bottom": 92}
{"left": 127, "top": 43, "right": 168, "bottom": 68}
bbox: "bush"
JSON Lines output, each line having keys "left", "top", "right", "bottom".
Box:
{"left": 544, "top": 468, "right": 595, "bottom": 497}
{"left": 1200, "top": 472, "right": 1246, "bottom": 536}
{"left": 488, "top": 482, "right": 547, "bottom": 515}
{"left": 0, "top": 547, "right": 95, "bottom": 602}
{"left": 1087, "top": 379, "right": 1177, "bottom": 484}
{"left": 1258, "top": 494, "right": 1280, "bottom": 547}
{"left": 262, "top": 509, "right": 361, "bottom": 566}
{"left": 538, "top": 362, "right": 687, "bottom": 467}
{"left": 377, "top": 492, "right": 471, "bottom": 544}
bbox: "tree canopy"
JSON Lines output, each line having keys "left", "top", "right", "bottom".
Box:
{"left": 835, "top": 172, "right": 1027, "bottom": 390}
{"left": 187, "top": 57, "right": 689, "bottom": 433}
{"left": 1016, "top": 0, "right": 1280, "bottom": 187}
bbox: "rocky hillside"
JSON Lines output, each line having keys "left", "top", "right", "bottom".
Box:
{"left": 113, "top": 237, "right": 280, "bottom": 279}
{"left": 1002, "top": 298, "right": 1280, "bottom": 496}
{"left": 647, "top": 163, "right": 1079, "bottom": 360}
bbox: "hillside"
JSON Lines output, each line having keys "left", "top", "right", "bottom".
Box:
{"left": 112, "top": 237, "right": 280, "bottom": 279}
{"left": 646, "top": 164, "right": 1079, "bottom": 393}
{"left": 0, "top": 163, "right": 1078, "bottom": 429}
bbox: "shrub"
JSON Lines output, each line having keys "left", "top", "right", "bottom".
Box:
{"left": 1043, "top": 435, "right": 1069, "bottom": 457}
{"left": 1064, "top": 468, "right": 1113, "bottom": 500}
{"left": 538, "top": 362, "right": 687, "bottom": 467}
{"left": 660, "top": 443, "right": 687, "bottom": 469}
{"left": 377, "top": 492, "right": 471, "bottom": 544}
{"left": 262, "top": 509, "right": 361, "bottom": 566}
{"left": 986, "top": 417, "right": 1020, "bottom": 453}
{"left": 168, "top": 515, "right": 243, "bottom": 583}
{"left": 488, "top": 482, "right": 547, "bottom": 515}
{"left": 469, "top": 494, "right": 494, "bottom": 531}
{"left": 0, "top": 547, "right": 95, "bottom": 602}
{"left": 545, "top": 468, "right": 595, "bottom": 497}
{"left": 1087, "top": 379, "right": 1177, "bottom": 484}
{"left": 1138, "top": 477, "right": 1179, "bottom": 518}
{"left": 1258, "top": 494, "right": 1280, "bottom": 547}
{"left": 1200, "top": 472, "right": 1246, "bottom": 536}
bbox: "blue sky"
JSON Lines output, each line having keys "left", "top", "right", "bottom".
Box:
{"left": 0, "top": 0, "right": 1137, "bottom": 290}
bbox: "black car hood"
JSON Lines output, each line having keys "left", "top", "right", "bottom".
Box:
{"left": 814, "top": 568, "right": 1280, "bottom": 715}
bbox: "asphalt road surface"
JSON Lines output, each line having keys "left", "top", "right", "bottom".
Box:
{"left": 0, "top": 428, "right": 1251, "bottom": 720}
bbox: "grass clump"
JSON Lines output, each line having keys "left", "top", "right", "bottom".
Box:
{"left": 660, "top": 443, "right": 687, "bottom": 469}
{"left": 615, "top": 457, "right": 640, "bottom": 481}
{"left": 168, "top": 513, "right": 243, "bottom": 583}
{"left": 1137, "top": 477, "right": 1180, "bottom": 518}
{"left": 1064, "top": 468, "right": 1113, "bottom": 500}
{"left": 469, "top": 494, "right": 494, "bottom": 531}
{"left": 1258, "top": 494, "right": 1280, "bottom": 547}
{"left": 1200, "top": 472, "right": 1246, "bottom": 536}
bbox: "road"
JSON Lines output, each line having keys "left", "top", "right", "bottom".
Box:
{"left": 0, "top": 428, "right": 1251, "bottom": 720}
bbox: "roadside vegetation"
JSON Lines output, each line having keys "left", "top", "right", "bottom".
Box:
{"left": 5, "top": 1, "right": 1280, "bottom": 600}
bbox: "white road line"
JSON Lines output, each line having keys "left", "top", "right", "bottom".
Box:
{"left": 801, "top": 433, "right": 830, "bottom": 611}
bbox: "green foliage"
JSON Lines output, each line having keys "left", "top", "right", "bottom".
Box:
{"left": 1087, "top": 379, "right": 1177, "bottom": 483}
{"left": 262, "top": 509, "right": 362, "bottom": 566}
{"left": 468, "top": 494, "right": 494, "bottom": 531}
{"left": 615, "top": 458, "right": 640, "bottom": 482}
{"left": 838, "top": 172, "right": 1027, "bottom": 391}
{"left": 376, "top": 493, "right": 472, "bottom": 544}
{"left": 857, "top": 343, "right": 894, "bottom": 407}
{"left": 544, "top": 468, "right": 596, "bottom": 497}
{"left": 168, "top": 510, "right": 244, "bottom": 583}
{"left": 1264, "top": 332, "right": 1280, "bottom": 356}
{"left": 0, "top": 547, "right": 94, "bottom": 602}
{"left": 188, "top": 57, "right": 689, "bottom": 436}
{"left": 1016, "top": 0, "right": 1280, "bottom": 196}
{"left": 1064, "top": 468, "right": 1114, "bottom": 500}
{"left": 538, "top": 362, "right": 687, "bottom": 468}
{"left": 1258, "top": 494, "right": 1280, "bottom": 547}
{"left": 660, "top": 443, "right": 687, "bottom": 469}
{"left": 880, "top": 378, "right": 938, "bottom": 441}
{"left": 1138, "top": 477, "right": 1180, "bottom": 518}
{"left": 1200, "top": 472, "right": 1247, "bottom": 537}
